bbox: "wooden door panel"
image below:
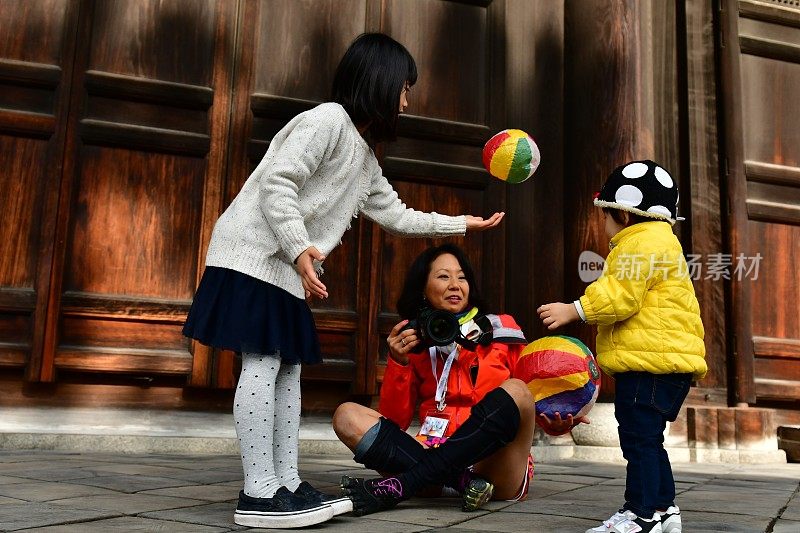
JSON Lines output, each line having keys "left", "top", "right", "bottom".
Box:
{"left": 0, "top": 311, "right": 31, "bottom": 366}
{"left": 0, "top": 137, "right": 49, "bottom": 289}
{"left": 64, "top": 147, "right": 205, "bottom": 299}
{"left": 754, "top": 357, "right": 800, "bottom": 401}
{"left": 56, "top": 145, "right": 203, "bottom": 373}
{"left": 740, "top": 56, "right": 800, "bottom": 166}
{"left": 252, "top": 0, "right": 367, "bottom": 100}
{"left": 90, "top": 0, "right": 217, "bottom": 85}
{"left": 729, "top": 0, "right": 800, "bottom": 404}
{"left": 386, "top": 136, "right": 490, "bottom": 179}
{"left": 84, "top": 93, "right": 211, "bottom": 137}
{"left": 381, "top": 0, "right": 488, "bottom": 124}
{"left": 748, "top": 221, "right": 800, "bottom": 340}
{"left": 0, "top": 0, "right": 71, "bottom": 63}
{"left": 303, "top": 330, "right": 357, "bottom": 382}
{"left": 43, "top": 0, "right": 236, "bottom": 381}
{"left": 0, "top": 80, "right": 59, "bottom": 116}
{"left": 0, "top": 135, "right": 49, "bottom": 364}
{"left": 0, "top": 0, "right": 77, "bottom": 372}
{"left": 746, "top": 180, "right": 800, "bottom": 225}
{"left": 60, "top": 316, "right": 190, "bottom": 350}
{"left": 378, "top": 0, "right": 501, "bottom": 293}
{"left": 739, "top": 14, "right": 800, "bottom": 51}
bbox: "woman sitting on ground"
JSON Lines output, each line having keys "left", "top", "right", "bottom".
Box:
{"left": 333, "top": 244, "right": 588, "bottom": 516}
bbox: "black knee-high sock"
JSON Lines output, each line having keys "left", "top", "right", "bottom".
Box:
{"left": 394, "top": 387, "right": 521, "bottom": 498}
{"left": 354, "top": 418, "right": 424, "bottom": 473}
{"left": 354, "top": 417, "right": 473, "bottom": 492}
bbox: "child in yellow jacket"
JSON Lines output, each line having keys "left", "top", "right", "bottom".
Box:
{"left": 538, "top": 160, "right": 706, "bottom": 533}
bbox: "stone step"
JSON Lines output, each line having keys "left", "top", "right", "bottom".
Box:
{"left": 0, "top": 406, "right": 786, "bottom": 463}
{"left": 0, "top": 406, "right": 348, "bottom": 455}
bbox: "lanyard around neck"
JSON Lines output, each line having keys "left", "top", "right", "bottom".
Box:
{"left": 429, "top": 344, "right": 459, "bottom": 412}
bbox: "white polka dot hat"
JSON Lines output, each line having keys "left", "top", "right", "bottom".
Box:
{"left": 593, "top": 159, "right": 684, "bottom": 225}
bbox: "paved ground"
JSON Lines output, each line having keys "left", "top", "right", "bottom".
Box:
{"left": 0, "top": 451, "right": 798, "bottom": 532}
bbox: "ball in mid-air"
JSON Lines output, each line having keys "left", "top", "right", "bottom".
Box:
{"left": 482, "top": 129, "right": 540, "bottom": 183}
{"left": 514, "top": 335, "right": 600, "bottom": 419}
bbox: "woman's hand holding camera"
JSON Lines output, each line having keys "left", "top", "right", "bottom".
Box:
{"left": 537, "top": 411, "right": 591, "bottom": 436}
{"left": 387, "top": 320, "right": 419, "bottom": 366}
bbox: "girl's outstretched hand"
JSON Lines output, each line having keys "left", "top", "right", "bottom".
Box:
{"left": 295, "top": 246, "right": 328, "bottom": 299}
{"left": 537, "top": 302, "right": 579, "bottom": 330}
{"left": 465, "top": 212, "right": 505, "bottom": 231}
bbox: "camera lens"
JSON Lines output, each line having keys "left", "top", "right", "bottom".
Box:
{"left": 429, "top": 317, "right": 450, "bottom": 339}
{"left": 424, "top": 309, "right": 460, "bottom": 345}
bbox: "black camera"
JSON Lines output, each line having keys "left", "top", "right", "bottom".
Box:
{"left": 402, "top": 307, "right": 461, "bottom": 348}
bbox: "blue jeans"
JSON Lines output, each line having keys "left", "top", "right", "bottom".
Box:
{"left": 614, "top": 372, "right": 692, "bottom": 518}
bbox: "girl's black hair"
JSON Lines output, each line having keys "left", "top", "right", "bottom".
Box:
{"left": 396, "top": 244, "right": 486, "bottom": 320}
{"left": 332, "top": 33, "right": 417, "bottom": 144}
{"left": 602, "top": 207, "right": 651, "bottom": 227}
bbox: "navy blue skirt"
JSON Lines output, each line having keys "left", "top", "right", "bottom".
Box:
{"left": 182, "top": 266, "right": 321, "bottom": 365}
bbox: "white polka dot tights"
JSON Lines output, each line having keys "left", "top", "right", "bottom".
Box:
{"left": 234, "top": 353, "right": 302, "bottom": 498}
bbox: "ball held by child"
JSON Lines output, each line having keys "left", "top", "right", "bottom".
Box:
{"left": 513, "top": 335, "right": 600, "bottom": 420}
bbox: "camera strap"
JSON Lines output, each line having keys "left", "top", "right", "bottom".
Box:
{"left": 429, "top": 344, "right": 459, "bottom": 412}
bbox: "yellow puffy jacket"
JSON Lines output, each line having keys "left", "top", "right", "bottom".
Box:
{"left": 579, "top": 221, "right": 707, "bottom": 379}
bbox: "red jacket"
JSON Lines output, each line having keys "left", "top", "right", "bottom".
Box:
{"left": 379, "top": 314, "right": 526, "bottom": 437}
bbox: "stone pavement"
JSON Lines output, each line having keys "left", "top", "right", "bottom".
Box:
{"left": 0, "top": 451, "right": 798, "bottom": 532}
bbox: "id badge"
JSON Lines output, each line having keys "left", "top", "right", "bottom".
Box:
{"left": 417, "top": 411, "right": 450, "bottom": 439}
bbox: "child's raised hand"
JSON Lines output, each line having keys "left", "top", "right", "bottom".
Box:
{"left": 465, "top": 212, "right": 505, "bottom": 231}
{"left": 537, "top": 302, "right": 579, "bottom": 330}
{"left": 295, "top": 246, "right": 328, "bottom": 299}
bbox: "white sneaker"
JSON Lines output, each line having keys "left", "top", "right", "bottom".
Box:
{"left": 586, "top": 509, "right": 637, "bottom": 533}
{"left": 657, "top": 506, "right": 681, "bottom": 533}
{"left": 608, "top": 512, "right": 663, "bottom": 533}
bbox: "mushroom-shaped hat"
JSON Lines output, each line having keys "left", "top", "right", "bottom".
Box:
{"left": 594, "top": 160, "right": 682, "bottom": 224}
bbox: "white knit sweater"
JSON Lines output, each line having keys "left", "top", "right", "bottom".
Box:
{"left": 205, "top": 102, "right": 467, "bottom": 299}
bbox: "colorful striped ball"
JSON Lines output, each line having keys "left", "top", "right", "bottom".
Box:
{"left": 513, "top": 335, "right": 601, "bottom": 419}
{"left": 482, "top": 129, "right": 540, "bottom": 183}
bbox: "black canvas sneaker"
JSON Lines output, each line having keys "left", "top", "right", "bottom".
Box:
{"left": 234, "top": 486, "right": 333, "bottom": 528}
{"left": 294, "top": 480, "right": 353, "bottom": 516}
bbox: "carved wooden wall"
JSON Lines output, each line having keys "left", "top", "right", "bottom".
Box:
{"left": 0, "top": 0, "right": 237, "bottom": 391}
{"left": 0, "top": 0, "right": 77, "bottom": 374}
{"left": 3, "top": 0, "right": 797, "bottom": 418}
{"left": 0, "top": 0, "right": 560, "bottom": 409}
{"left": 561, "top": 0, "right": 683, "bottom": 399}
{"left": 719, "top": 0, "right": 800, "bottom": 416}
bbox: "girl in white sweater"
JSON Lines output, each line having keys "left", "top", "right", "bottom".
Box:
{"left": 183, "top": 33, "right": 503, "bottom": 529}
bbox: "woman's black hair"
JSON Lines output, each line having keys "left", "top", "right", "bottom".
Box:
{"left": 332, "top": 33, "right": 417, "bottom": 144}
{"left": 396, "top": 244, "right": 486, "bottom": 320}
